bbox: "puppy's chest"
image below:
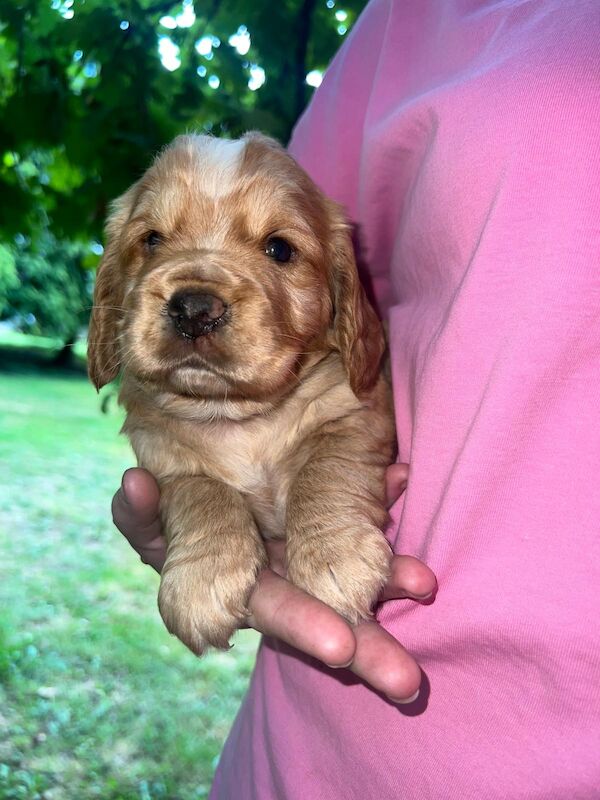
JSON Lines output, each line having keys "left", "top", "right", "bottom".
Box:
{"left": 140, "top": 369, "right": 364, "bottom": 539}
{"left": 200, "top": 384, "right": 363, "bottom": 537}
{"left": 206, "top": 424, "right": 306, "bottom": 539}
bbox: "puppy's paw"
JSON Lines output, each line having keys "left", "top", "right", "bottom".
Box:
{"left": 158, "top": 546, "right": 266, "bottom": 655}
{"left": 287, "top": 526, "right": 391, "bottom": 624}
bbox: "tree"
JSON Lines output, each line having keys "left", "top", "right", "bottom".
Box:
{"left": 0, "top": 242, "right": 18, "bottom": 316}
{"left": 0, "top": 0, "right": 367, "bottom": 351}
{"left": 5, "top": 233, "right": 92, "bottom": 362}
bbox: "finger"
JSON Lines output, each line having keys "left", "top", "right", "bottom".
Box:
{"left": 112, "top": 468, "right": 166, "bottom": 573}
{"left": 247, "top": 569, "right": 356, "bottom": 668}
{"left": 380, "top": 555, "right": 437, "bottom": 602}
{"left": 263, "top": 539, "right": 287, "bottom": 577}
{"left": 385, "top": 463, "right": 409, "bottom": 507}
{"left": 350, "top": 620, "right": 422, "bottom": 703}
{"left": 248, "top": 570, "right": 423, "bottom": 702}
{"left": 117, "top": 468, "right": 161, "bottom": 528}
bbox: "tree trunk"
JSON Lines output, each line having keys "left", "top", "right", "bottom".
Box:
{"left": 292, "top": 0, "right": 317, "bottom": 133}
{"left": 52, "top": 334, "right": 77, "bottom": 368}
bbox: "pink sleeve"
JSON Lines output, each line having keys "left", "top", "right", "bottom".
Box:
{"left": 212, "top": 1, "right": 600, "bottom": 797}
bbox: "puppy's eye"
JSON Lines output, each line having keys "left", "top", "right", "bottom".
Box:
{"left": 144, "top": 231, "right": 162, "bottom": 251}
{"left": 265, "top": 237, "right": 293, "bottom": 263}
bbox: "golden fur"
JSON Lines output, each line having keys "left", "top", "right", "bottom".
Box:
{"left": 89, "top": 132, "right": 395, "bottom": 654}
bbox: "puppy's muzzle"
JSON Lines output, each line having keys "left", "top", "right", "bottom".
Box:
{"left": 167, "top": 290, "right": 228, "bottom": 339}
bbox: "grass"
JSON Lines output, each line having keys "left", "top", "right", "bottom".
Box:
{"left": 0, "top": 336, "right": 259, "bottom": 800}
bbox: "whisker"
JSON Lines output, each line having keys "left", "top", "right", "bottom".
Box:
{"left": 276, "top": 333, "right": 306, "bottom": 344}
{"left": 86, "top": 305, "right": 127, "bottom": 312}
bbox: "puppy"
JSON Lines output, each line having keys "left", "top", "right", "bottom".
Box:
{"left": 89, "top": 133, "right": 395, "bottom": 655}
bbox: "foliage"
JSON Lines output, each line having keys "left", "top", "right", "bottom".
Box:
{"left": 0, "top": 242, "right": 17, "bottom": 316}
{"left": 3, "top": 234, "right": 92, "bottom": 342}
{"left": 0, "top": 0, "right": 367, "bottom": 244}
{"left": 0, "top": 353, "right": 260, "bottom": 799}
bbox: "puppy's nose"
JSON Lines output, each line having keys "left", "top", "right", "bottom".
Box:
{"left": 167, "top": 291, "right": 228, "bottom": 339}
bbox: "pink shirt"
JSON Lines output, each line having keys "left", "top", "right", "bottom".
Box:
{"left": 211, "top": 2, "right": 600, "bottom": 797}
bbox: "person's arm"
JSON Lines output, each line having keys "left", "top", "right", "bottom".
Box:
{"left": 112, "top": 464, "right": 436, "bottom": 703}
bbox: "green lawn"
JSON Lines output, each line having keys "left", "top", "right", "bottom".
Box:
{"left": 0, "top": 343, "right": 259, "bottom": 800}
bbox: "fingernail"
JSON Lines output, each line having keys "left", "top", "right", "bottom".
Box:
{"left": 388, "top": 689, "right": 419, "bottom": 705}
{"left": 325, "top": 659, "right": 354, "bottom": 669}
{"left": 120, "top": 477, "right": 131, "bottom": 505}
{"left": 398, "top": 590, "right": 434, "bottom": 601}
{"left": 121, "top": 468, "right": 140, "bottom": 504}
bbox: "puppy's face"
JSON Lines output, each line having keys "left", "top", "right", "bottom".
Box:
{"left": 89, "top": 133, "right": 383, "bottom": 404}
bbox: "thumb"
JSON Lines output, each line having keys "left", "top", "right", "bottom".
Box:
{"left": 385, "top": 463, "right": 409, "bottom": 508}
{"left": 112, "top": 468, "right": 166, "bottom": 572}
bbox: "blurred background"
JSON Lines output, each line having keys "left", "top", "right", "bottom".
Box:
{"left": 0, "top": 1, "right": 366, "bottom": 798}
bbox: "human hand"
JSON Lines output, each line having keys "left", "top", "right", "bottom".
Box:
{"left": 112, "top": 463, "right": 437, "bottom": 704}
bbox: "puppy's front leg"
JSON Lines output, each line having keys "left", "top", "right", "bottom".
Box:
{"left": 158, "top": 477, "right": 267, "bottom": 655}
{"left": 286, "top": 437, "right": 392, "bottom": 624}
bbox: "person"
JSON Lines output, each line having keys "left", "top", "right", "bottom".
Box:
{"left": 112, "top": 0, "right": 600, "bottom": 797}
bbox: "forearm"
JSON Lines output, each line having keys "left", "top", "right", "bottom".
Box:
{"left": 286, "top": 433, "right": 393, "bottom": 623}
{"left": 157, "top": 475, "right": 267, "bottom": 653}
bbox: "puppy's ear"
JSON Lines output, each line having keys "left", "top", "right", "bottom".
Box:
{"left": 327, "top": 203, "right": 385, "bottom": 397}
{"left": 88, "top": 187, "right": 136, "bottom": 391}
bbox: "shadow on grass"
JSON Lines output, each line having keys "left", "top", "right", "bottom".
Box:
{"left": 0, "top": 341, "right": 87, "bottom": 377}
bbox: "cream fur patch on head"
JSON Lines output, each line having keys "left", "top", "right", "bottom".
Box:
{"left": 187, "top": 135, "right": 246, "bottom": 198}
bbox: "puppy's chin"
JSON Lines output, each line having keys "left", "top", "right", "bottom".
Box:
{"left": 167, "top": 365, "right": 231, "bottom": 398}
{"left": 128, "top": 346, "right": 303, "bottom": 406}
{"left": 165, "top": 359, "right": 301, "bottom": 403}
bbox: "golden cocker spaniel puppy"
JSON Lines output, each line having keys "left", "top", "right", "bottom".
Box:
{"left": 89, "top": 133, "right": 395, "bottom": 655}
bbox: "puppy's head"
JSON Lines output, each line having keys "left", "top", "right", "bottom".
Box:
{"left": 88, "top": 133, "right": 384, "bottom": 402}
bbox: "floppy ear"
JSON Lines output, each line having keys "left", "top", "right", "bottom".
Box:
{"left": 327, "top": 204, "right": 386, "bottom": 397}
{"left": 88, "top": 188, "right": 136, "bottom": 391}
